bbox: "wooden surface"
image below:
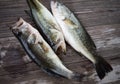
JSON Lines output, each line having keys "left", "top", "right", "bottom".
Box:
{"left": 0, "top": 0, "right": 120, "bottom": 84}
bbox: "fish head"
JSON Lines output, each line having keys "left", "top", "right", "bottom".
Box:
{"left": 27, "top": 0, "right": 43, "bottom": 12}
{"left": 11, "top": 18, "right": 31, "bottom": 38}
{"left": 51, "top": 1, "right": 71, "bottom": 20}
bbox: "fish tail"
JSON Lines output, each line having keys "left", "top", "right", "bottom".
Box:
{"left": 94, "top": 56, "right": 113, "bottom": 79}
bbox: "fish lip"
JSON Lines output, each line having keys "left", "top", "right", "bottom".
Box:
{"left": 15, "top": 17, "right": 24, "bottom": 28}
{"left": 51, "top": 0, "right": 63, "bottom": 8}
{"left": 10, "top": 17, "right": 24, "bottom": 36}
{"left": 50, "top": 0, "right": 58, "bottom": 8}
{"left": 10, "top": 17, "right": 24, "bottom": 29}
{"left": 50, "top": 1, "right": 59, "bottom": 16}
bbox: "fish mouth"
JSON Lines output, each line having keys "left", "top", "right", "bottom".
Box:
{"left": 50, "top": 1, "right": 60, "bottom": 17}
{"left": 51, "top": 0, "right": 63, "bottom": 8}
{"left": 51, "top": 0, "right": 58, "bottom": 9}
{"left": 51, "top": 1, "right": 63, "bottom": 16}
{"left": 27, "top": 0, "right": 44, "bottom": 11}
{"left": 10, "top": 17, "right": 24, "bottom": 36}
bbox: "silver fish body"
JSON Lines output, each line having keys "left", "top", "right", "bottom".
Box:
{"left": 51, "top": 1, "right": 113, "bottom": 79}
{"left": 27, "top": 0, "right": 66, "bottom": 53}
{"left": 11, "top": 18, "right": 84, "bottom": 80}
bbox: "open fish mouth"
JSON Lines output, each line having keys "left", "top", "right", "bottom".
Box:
{"left": 10, "top": 18, "right": 24, "bottom": 36}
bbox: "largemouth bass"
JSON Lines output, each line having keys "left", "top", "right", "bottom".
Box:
{"left": 26, "top": 0, "right": 66, "bottom": 53}
{"left": 51, "top": 1, "right": 113, "bottom": 79}
{"left": 10, "top": 18, "right": 85, "bottom": 80}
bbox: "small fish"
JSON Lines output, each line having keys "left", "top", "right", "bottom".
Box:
{"left": 51, "top": 1, "right": 113, "bottom": 79}
{"left": 10, "top": 18, "right": 85, "bottom": 80}
{"left": 26, "top": 0, "right": 66, "bottom": 53}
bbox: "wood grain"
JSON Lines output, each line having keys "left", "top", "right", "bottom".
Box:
{"left": 0, "top": 0, "right": 120, "bottom": 84}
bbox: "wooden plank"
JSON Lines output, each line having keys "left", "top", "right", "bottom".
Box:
{"left": 0, "top": 0, "right": 120, "bottom": 38}
{"left": 0, "top": 12, "right": 120, "bottom": 38}
{"left": 64, "top": 0, "right": 120, "bottom": 11}
{"left": 0, "top": 0, "right": 120, "bottom": 84}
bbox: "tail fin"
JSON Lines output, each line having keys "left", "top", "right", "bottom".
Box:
{"left": 94, "top": 56, "right": 113, "bottom": 79}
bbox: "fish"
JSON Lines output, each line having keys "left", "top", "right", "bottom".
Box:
{"left": 26, "top": 0, "right": 66, "bottom": 53}
{"left": 10, "top": 18, "right": 85, "bottom": 80}
{"left": 11, "top": 22, "right": 41, "bottom": 67}
{"left": 51, "top": 1, "right": 113, "bottom": 79}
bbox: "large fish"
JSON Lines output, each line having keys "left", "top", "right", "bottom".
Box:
{"left": 26, "top": 0, "right": 66, "bottom": 53}
{"left": 51, "top": 1, "right": 113, "bottom": 79}
{"left": 10, "top": 18, "right": 85, "bottom": 80}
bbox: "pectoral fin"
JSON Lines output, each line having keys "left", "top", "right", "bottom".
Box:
{"left": 27, "top": 33, "right": 39, "bottom": 44}
{"left": 38, "top": 41, "right": 49, "bottom": 53}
